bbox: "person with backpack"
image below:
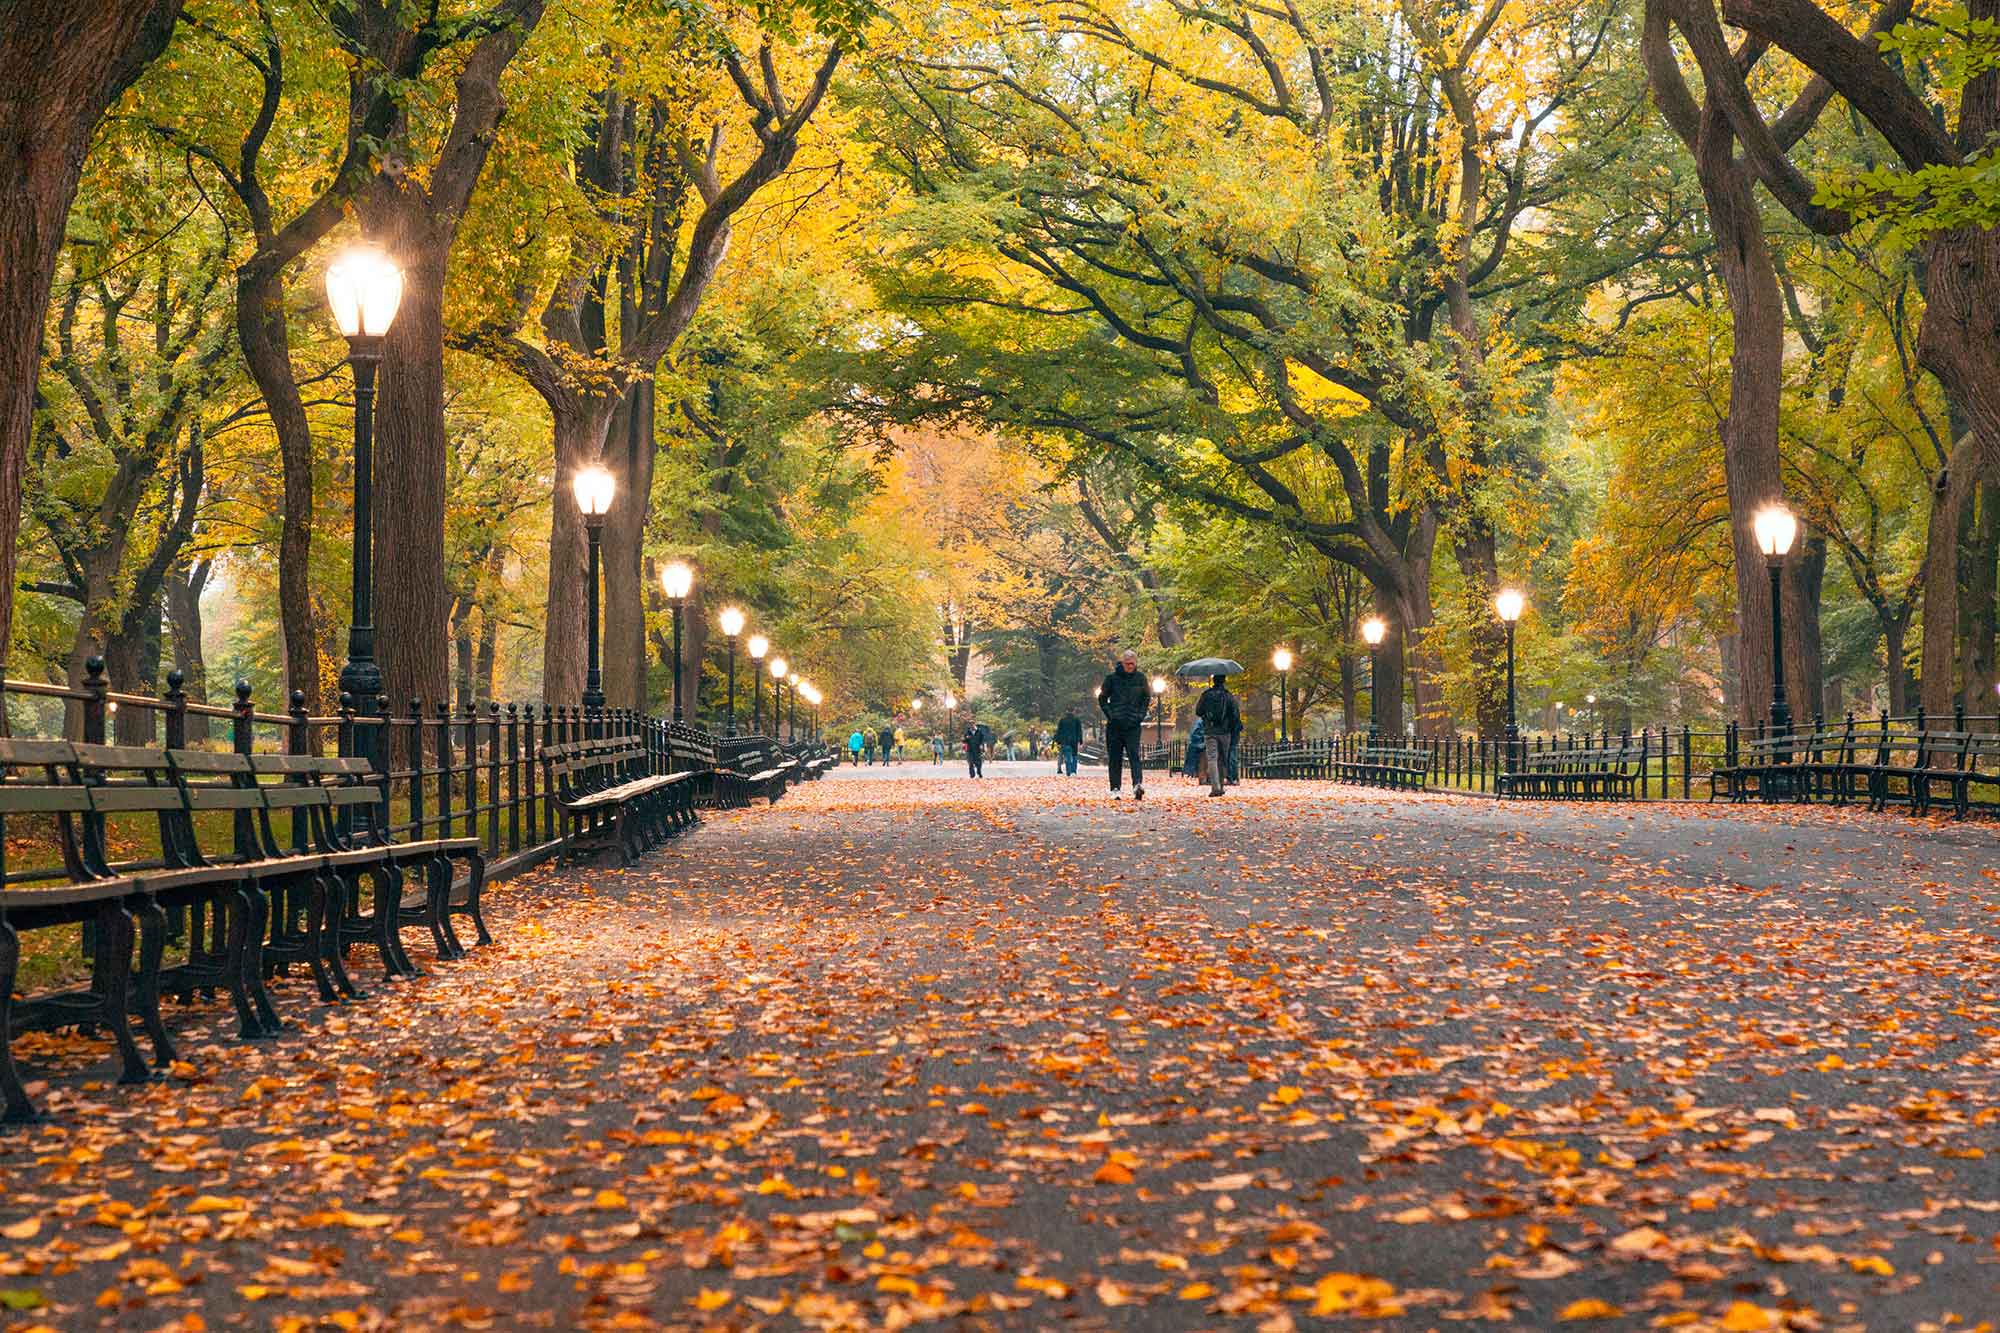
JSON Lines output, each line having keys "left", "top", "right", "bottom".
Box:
{"left": 1196, "top": 674, "right": 1243, "bottom": 797}
{"left": 1096, "top": 648, "right": 1151, "bottom": 800}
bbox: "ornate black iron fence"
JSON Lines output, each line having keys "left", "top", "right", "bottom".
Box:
{"left": 0, "top": 658, "right": 794, "bottom": 887}
{"left": 1238, "top": 708, "right": 2000, "bottom": 800}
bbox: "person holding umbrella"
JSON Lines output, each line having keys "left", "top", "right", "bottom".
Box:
{"left": 1195, "top": 673, "right": 1243, "bottom": 796}
{"left": 1097, "top": 648, "right": 1152, "bottom": 800}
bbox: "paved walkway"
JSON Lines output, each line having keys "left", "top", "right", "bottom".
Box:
{"left": 2, "top": 777, "right": 1997, "bottom": 1330}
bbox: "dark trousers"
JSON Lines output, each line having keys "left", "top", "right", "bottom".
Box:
{"left": 967, "top": 749, "right": 984, "bottom": 778}
{"left": 1106, "top": 723, "right": 1144, "bottom": 791}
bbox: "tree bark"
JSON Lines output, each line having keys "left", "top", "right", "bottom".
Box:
{"left": 0, "top": 0, "right": 182, "bottom": 677}
{"left": 361, "top": 2, "right": 544, "bottom": 713}
{"left": 364, "top": 197, "right": 454, "bottom": 712}
{"left": 1964, "top": 475, "right": 1999, "bottom": 711}
{"left": 166, "top": 558, "right": 212, "bottom": 741}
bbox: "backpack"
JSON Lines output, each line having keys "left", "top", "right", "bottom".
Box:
{"left": 1197, "top": 688, "right": 1231, "bottom": 728}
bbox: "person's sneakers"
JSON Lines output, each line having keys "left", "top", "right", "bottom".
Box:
{"left": 1134, "top": 786, "right": 1146, "bottom": 801}
{"left": 1109, "top": 789, "right": 1122, "bottom": 799}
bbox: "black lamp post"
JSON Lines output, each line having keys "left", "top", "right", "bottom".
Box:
{"left": 1754, "top": 504, "right": 1798, "bottom": 742}
{"left": 718, "top": 605, "right": 745, "bottom": 734}
{"left": 748, "top": 635, "right": 769, "bottom": 733}
{"left": 1272, "top": 647, "right": 1293, "bottom": 743}
{"left": 787, "top": 670, "right": 799, "bottom": 740}
{"left": 1150, "top": 675, "right": 1167, "bottom": 751}
{"left": 769, "top": 655, "right": 789, "bottom": 741}
{"left": 1360, "top": 616, "right": 1386, "bottom": 744}
{"left": 325, "top": 246, "right": 403, "bottom": 781}
{"left": 660, "top": 560, "right": 693, "bottom": 721}
{"left": 572, "top": 465, "right": 615, "bottom": 715}
{"left": 1495, "top": 588, "right": 1524, "bottom": 769}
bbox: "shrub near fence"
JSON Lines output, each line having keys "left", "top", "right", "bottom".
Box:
{"left": 1239, "top": 709, "right": 2000, "bottom": 802}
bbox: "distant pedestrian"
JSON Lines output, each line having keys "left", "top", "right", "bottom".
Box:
{"left": 1184, "top": 717, "right": 1206, "bottom": 780}
{"left": 1097, "top": 648, "right": 1150, "bottom": 800}
{"left": 879, "top": 724, "right": 897, "bottom": 766}
{"left": 1196, "top": 674, "right": 1242, "bottom": 797}
{"left": 963, "top": 716, "right": 987, "bottom": 778}
{"left": 848, "top": 728, "right": 865, "bottom": 765}
{"left": 931, "top": 735, "right": 945, "bottom": 764}
{"left": 1054, "top": 707, "right": 1082, "bottom": 777}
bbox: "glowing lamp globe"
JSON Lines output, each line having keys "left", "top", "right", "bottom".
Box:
{"left": 748, "top": 635, "right": 769, "bottom": 661}
{"left": 718, "top": 605, "right": 746, "bottom": 637}
{"left": 660, "top": 560, "right": 693, "bottom": 600}
{"left": 1272, "top": 647, "right": 1294, "bottom": 673}
{"left": 571, "top": 465, "right": 615, "bottom": 517}
{"left": 1494, "top": 588, "right": 1525, "bottom": 623}
{"left": 1361, "top": 616, "right": 1387, "bottom": 647}
{"left": 325, "top": 246, "right": 403, "bottom": 339}
{"left": 1753, "top": 504, "right": 1798, "bottom": 558}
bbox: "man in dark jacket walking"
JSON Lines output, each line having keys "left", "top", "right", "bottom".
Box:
{"left": 879, "top": 723, "right": 897, "bottom": 766}
{"left": 1097, "top": 649, "right": 1150, "bottom": 799}
{"left": 963, "top": 716, "right": 987, "bottom": 778}
{"left": 1196, "top": 674, "right": 1243, "bottom": 796}
{"left": 1053, "top": 707, "right": 1083, "bottom": 776}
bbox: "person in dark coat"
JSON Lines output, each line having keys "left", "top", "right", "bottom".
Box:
{"left": 1096, "top": 648, "right": 1150, "bottom": 800}
{"left": 962, "top": 716, "right": 987, "bottom": 778}
{"left": 879, "top": 724, "right": 897, "bottom": 766}
{"left": 1196, "top": 674, "right": 1243, "bottom": 796}
{"left": 1054, "top": 708, "right": 1083, "bottom": 776}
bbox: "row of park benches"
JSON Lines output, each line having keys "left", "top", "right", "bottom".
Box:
{"left": 0, "top": 738, "right": 487, "bottom": 1122}
{"left": 1710, "top": 723, "right": 2000, "bottom": 815}
{"left": 1248, "top": 743, "right": 1430, "bottom": 790}
{"left": 540, "top": 729, "right": 840, "bottom": 865}
{"left": 0, "top": 717, "right": 840, "bottom": 1122}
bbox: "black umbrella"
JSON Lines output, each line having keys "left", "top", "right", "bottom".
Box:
{"left": 1176, "top": 657, "right": 1245, "bottom": 678}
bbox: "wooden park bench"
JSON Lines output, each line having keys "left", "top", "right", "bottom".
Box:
{"left": 542, "top": 735, "right": 693, "bottom": 864}
{"left": 1247, "top": 745, "right": 1334, "bottom": 780}
{"left": 1498, "top": 744, "right": 1641, "bottom": 800}
{"left": 709, "top": 734, "right": 792, "bottom": 805}
{"left": 1334, "top": 745, "right": 1428, "bottom": 790}
{"left": 1909, "top": 731, "right": 2000, "bottom": 818}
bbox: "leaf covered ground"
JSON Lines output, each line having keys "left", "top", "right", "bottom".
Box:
{"left": 2, "top": 772, "right": 1998, "bottom": 1330}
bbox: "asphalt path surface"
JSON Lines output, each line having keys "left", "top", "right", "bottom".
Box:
{"left": 2, "top": 774, "right": 1997, "bottom": 1331}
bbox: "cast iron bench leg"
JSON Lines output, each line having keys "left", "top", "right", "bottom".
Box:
{"left": 94, "top": 903, "right": 151, "bottom": 1085}
{"left": 373, "top": 863, "right": 418, "bottom": 980}
{"left": 133, "top": 899, "right": 175, "bottom": 1068}
{"left": 0, "top": 919, "right": 36, "bottom": 1123}
{"left": 322, "top": 874, "right": 363, "bottom": 1001}
{"left": 451, "top": 850, "right": 491, "bottom": 949}
{"left": 241, "top": 886, "right": 284, "bottom": 1036}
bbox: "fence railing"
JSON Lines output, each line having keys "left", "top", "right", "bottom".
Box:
{"left": 0, "top": 657, "right": 807, "bottom": 888}
{"left": 1238, "top": 708, "right": 2000, "bottom": 800}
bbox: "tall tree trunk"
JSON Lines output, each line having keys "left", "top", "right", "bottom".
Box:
{"left": 1700, "top": 135, "right": 1793, "bottom": 729}
{"left": 165, "top": 558, "right": 211, "bottom": 741}
{"left": 603, "top": 380, "right": 657, "bottom": 712}
{"left": 236, "top": 260, "right": 325, "bottom": 713}
{"left": 1883, "top": 608, "right": 1913, "bottom": 715}
{"left": 476, "top": 607, "right": 499, "bottom": 701}
{"left": 1453, "top": 523, "right": 1507, "bottom": 739}
{"left": 1964, "top": 474, "right": 1999, "bottom": 711}
{"left": 1915, "top": 437, "right": 1980, "bottom": 711}
{"left": 0, "top": 0, "right": 181, "bottom": 679}
{"left": 543, "top": 398, "right": 614, "bottom": 705}
{"left": 363, "top": 198, "right": 452, "bottom": 713}
{"left": 104, "top": 596, "right": 162, "bottom": 744}
{"left": 363, "top": 0, "right": 544, "bottom": 713}
{"left": 1791, "top": 535, "right": 1827, "bottom": 722}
